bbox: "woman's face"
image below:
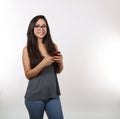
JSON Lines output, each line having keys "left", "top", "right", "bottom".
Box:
{"left": 34, "top": 18, "right": 47, "bottom": 39}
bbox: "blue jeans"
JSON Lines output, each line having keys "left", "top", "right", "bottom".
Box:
{"left": 25, "top": 96, "right": 64, "bottom": 119}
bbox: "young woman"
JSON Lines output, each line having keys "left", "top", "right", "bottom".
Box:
{"left": 22, "top": 15, "right": 64, "bottom": 119}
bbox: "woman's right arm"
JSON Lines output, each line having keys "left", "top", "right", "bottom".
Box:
{"left": 22, "top": 47, "right": 54, "bottom": 80}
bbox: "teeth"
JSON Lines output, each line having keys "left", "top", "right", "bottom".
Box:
{"left": 38, "top": 33, "right": 44, "bottom": 35}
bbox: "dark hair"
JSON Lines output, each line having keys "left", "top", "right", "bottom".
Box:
{"left": 27, "top": 15, "right": 58, "bottom": 70}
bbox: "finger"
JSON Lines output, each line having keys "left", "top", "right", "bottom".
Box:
{"left": 54, "top": 55, "right": 62, "bottom": 59}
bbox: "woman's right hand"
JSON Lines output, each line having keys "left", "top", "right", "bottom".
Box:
{"left": 41, "top": 56, "right": 54, "bottom": 67}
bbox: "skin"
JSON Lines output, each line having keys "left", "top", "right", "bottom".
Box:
{"left": 22, "top": 18, "right": 63, "bottom": 80}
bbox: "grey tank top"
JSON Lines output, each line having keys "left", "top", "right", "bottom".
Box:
{"left": 25, "top": 64, "right": 60, "bottom": 100}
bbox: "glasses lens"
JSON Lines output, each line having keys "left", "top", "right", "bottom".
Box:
{"left": 34, "top": 25, "right": 46, "bottom": 30}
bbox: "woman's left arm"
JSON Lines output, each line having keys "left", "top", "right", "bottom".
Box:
{"left": 53, "top": 43, "right": 64, "bottom": 73}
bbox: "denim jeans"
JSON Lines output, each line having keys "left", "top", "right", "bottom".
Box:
{"left": 25, "top": 96, "right": 64, "bottom": 119}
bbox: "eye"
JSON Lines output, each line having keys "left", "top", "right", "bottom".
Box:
{"left": 34, "top": 24, "right": 47, "bottom": 30}
{"left": 34, "top": 25, "right": 40, "bottom": 28}
{"left": 42, "top": 25, "right": 47, "bottom": 28}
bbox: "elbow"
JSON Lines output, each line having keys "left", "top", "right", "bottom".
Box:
{"left": 25, "top": 74, "right": 31, "bottom": 80}
{"left": 57, "top": 66, "right": 63, "bottom": 74}
{"left": 57, "top": 71, "right": 62, "bottom": 74}
{"left": 25, "top": 72, "right": 33, "bottom": 80}
{"left": 25, "top": 69, "right": 39, "bottom": 79}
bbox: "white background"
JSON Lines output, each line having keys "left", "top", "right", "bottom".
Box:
{"left": 0, "top": 0, "right": 120, "bottom": 119}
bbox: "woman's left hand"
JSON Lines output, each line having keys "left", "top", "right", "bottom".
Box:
{"left": 53, "top": 54, "right": 63, "bottom": 64}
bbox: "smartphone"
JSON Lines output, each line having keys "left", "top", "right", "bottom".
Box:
{"left": 53, "top": 51, "right": 61, "bottom": 56}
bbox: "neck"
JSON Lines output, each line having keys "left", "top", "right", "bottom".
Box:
{"left": 37, "top": 38, "right": 43, "bottom": 46}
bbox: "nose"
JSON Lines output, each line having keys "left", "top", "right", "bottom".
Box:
{"left": 40, "top": 27, "right": 43, "bottom": 30}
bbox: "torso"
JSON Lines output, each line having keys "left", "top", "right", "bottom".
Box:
{"left": 38, "top": 43, "right": 49, "bottom": 57}
{"left": 25, "top": 63, "right": 61, "bottom": 100}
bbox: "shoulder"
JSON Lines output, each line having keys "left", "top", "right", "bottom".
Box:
{"left": 23, "top": 46, "right": 27, "bottom": 52}
{"left": 22, "top": 46, "right": 29, "bottom": 60}
{"left": 23, "top": 46, "right": 28, "bottom": 55}
{"left": 53, "top": 43, "right": 58, "bottom": 50}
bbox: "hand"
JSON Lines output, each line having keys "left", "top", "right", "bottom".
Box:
{"left": 41, "top": 56, "right": 54, "bottom": 67}
{"left": 53, "top": 53, "right": 63, "bottom": 64}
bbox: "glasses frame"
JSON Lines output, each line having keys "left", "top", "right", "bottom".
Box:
{"left": 34, "top": 24, "right": 47, "bottom": 30}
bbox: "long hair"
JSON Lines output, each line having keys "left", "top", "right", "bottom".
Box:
{"left": 27, "top": 15, "right": 57, "bottom": 69}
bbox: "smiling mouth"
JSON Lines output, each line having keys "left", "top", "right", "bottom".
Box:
{"left": 38, "top": 32, "right": 45, "bottom": 35}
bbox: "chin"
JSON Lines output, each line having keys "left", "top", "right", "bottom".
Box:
{"left": 38, "top": 35, "right": 46, "bottom": 39}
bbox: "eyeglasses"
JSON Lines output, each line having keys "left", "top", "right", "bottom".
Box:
{"left": 34, "top": 24, "right": 47, "bottom": 30}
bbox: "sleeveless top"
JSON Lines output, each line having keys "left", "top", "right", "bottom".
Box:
{"left": 25, "top": 64, "right": 61, "bottom": 100}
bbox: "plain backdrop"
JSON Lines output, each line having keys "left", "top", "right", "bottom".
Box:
{"left": 0, "top": 0, "right": 120, "bottom": 119}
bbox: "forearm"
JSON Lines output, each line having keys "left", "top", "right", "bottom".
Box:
{"left": 57, "top": 62, "right": 63, "bottom": 73}
{"left": 25, "top": 61, "right": 45, "bottom": 79}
